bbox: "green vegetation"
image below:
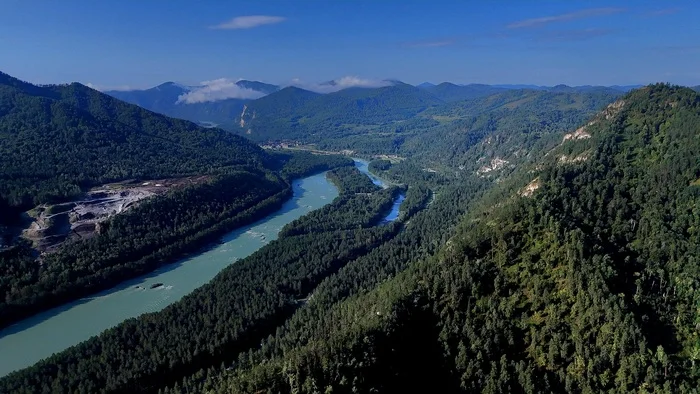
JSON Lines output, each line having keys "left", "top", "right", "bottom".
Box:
{"left": 166, "top": 84, "right": 700, "bottom": 393}
{"left": 0, "top": 171, "right": 289, "bottom": 328}
{"left": 280, "top": 167, "right": 402, "bottom": 237}
{"left": 270, "top": 151, "right": 354, "bottom": 180}
{"left": 239, "top": 84, "right": 620, "bottom": 179}
{"left": 4, "top": 68, "right": 700, "bottom": 394}
{"left": 326, "top": 165, "right": 381, "bottom": 194}
{"left": 240, "top": 82, "right": 443, "bottom": 142}
{"left": 0, "top": 72, "right": 351, "bottom": 328}
{"left": 0, "top": 166, "right": 427, "bottom": 393}
{"left": 0, "top": 72, "right": 271, "bottom": 210}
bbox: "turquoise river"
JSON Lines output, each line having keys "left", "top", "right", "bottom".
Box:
{"left": 0, "top": 160, "right": 393, "bottom": 377}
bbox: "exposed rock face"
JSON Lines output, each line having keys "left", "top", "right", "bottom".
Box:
{"left": 520, "top": 177, "right": 540, "bottom": 197}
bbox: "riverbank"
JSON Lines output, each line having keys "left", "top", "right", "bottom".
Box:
{"left": 0, "top": 172, "right": 339, "bottom": 377}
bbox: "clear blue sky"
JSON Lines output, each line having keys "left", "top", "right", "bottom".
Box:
{"left": 1, "top": 0, "right": 699, "bottom": 89}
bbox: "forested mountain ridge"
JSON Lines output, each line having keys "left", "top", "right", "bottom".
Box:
{"left": 238, "top": 82, "right": 444, "bottom": 141}
{"left": 4, "top": 72, "right": 699, "bottom": 393}
{"left": 407, "top": 87, "right": 623, "bottom": 173}
{"left": 234, "top": 82, "right": 622, "bottom": 171}
{"left": 156, "top": 84, "right": 700, "bottom": 393}
{"left": 418, "top": 82, "right": 506, "bottom": 102}
{"left": 308, "top": 87, "right": 622, "bottom": 175}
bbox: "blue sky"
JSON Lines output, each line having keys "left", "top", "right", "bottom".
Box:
{"left": 1, "top": 0, "right": 699, "bottom": 89}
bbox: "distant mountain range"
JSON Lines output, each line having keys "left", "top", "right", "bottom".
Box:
{"left": 417, "top": 82, "right": 506, "bottom": 102}
{"left": 106, "top": 80, "right": 280, "bottom": 128}
{"left": 104, "top": 79, "right": 650, "bottom": 128}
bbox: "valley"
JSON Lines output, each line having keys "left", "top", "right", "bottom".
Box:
{"left": 3, "top": 3, "right": 700, "bottom": 393}
{"left": 1, "top": 70, "right": 700, "bottom": 394}
{"left": 0, "top": 169, "right": 341, "bottom": 376}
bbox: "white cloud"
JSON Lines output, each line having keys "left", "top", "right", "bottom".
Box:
{"left": 291, "top": 76, "right": 393, "bottom": 93}
{"left": 176, "top": 78, "right": 267, "bottom": 104}
{"left": 210, "top": 15, "right": 285, "bottom": 30}
{"left": 507, "top": 8, "right": 625, "bottom": 29}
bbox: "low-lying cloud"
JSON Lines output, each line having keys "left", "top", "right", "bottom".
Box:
{"left": 210, "top": 15, "right": 286, "bottom": 30}
{"left": 291, "top": 76, "right": 393, "bottom": 93}
{"left": 177, "top": 78, "right": 267, "bottom": 104}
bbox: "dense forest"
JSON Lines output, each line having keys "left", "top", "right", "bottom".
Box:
{"left": 280, "top": 166, "right": 402, "bottom": 237}
{"left": 236, "top": 82, "right": 620, "bottom": 170}
{"left": 155, "top": 84, "right": 700, "bottom": 393}
{"left": 0, "top": 171, "right": 288, "bottom": 328}
{"left": 3, "top": 67, "right": 700, "bottom": 394}
{"left": 0, "top": 72, "right": 353, "bottom": 328}
{"left": 0, "top": 165, "right": 428, "bottom": 393}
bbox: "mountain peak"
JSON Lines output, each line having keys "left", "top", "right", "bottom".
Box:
{"left": 153, "top": 82, "right": 192, "bottom": 92}
{"left": 235, "top": 80, "right": 280, "bottom": 94}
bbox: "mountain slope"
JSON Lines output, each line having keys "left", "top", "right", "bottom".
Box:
{"left": 3, "top": 85, "right": 699, "bottom": 392}
{"left": 309, "top": 87, "right": 621, "bottom": 167}
{"left": 191, "top": 84, "right": 700, "bottom": 393}
{"left": 234, "top": 80, "right": 280, "bottom": 94}
{"left": 0, "top": 72, "right": 270, "bottom": 208}
{"left": 240, "top": 82, "right": 444, "bottom": 141}
{"left": 0, "top": 71, "right": 351, "bottom": 330}
{"left": 106, "top": 80, "right": 279, "bottom": 127}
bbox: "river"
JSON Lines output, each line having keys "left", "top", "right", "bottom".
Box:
{"left": 0, "top": 172, "right": 340, "bottom": 376}
{"left": 0, "top": 160, "right": 394, "bottom": 377}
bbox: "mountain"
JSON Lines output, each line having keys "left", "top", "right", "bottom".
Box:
{"left": 8, "top": 84, "right": 700, "bottom": 393}
{"left": 232, "top": 80, "right": 280, "bottom": 94}
{"left": 106, "top": 80, "right": 280, "bottom": 127}
{"left": 105, "top": 81, "right": 187, "bottom": 108}
{"left": 301, "top": 87, "right": 621, "bottom": 161}
{"left": 693, "top": 85, "right": 700, "bottom": 93}
{"left": 546, "top": 84, "right": 627, "bottom": 96}
{"left": 0, "top": 72, "right": 273, "bottom": 209}
{"left": 192, "top": 85, "right": 700, "bottom": 392}
{"left": 422, "top": 82, "right": 506, "bottom": 102}
{"left": 239, "top": 81, "right": 444, "bottom": 141}
{"left": 494, "top": 84, "right": 643, "bottom": 93}
{"left": 400, "top": 87, "right": 622, "bottom": 169}
{"left": 494, "top": 83, "right": 549, "bottom": 90}
{"left": 0, "top": 71, "right": 342, "bottom": 329}
{"left": 416, "top": 82, "right": 436, "bottom": 89}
